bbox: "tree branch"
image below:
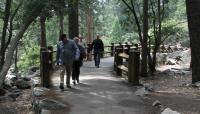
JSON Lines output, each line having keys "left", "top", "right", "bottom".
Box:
{"left": 5, "top": 0, "right": 24, "bottom": 50}
{"left": 121, "top": 0, "right": 142, "bottom": 43}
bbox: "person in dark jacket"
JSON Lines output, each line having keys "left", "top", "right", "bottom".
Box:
{"left": 90, "top": 35, "right": 104, "bottom": 68}
{"left": 72, "top": 37, "right": 86, "bottom": 85}
{"left": 56, "top": 34, "right": 80, "bottom": 90}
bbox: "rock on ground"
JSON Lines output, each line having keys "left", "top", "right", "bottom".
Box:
{"left": 16, "top": 79, "right": 31, "bottom": 89}
{"left": 161, "top": 108, "right": 180, "bottom": 114}
{"left": 39, "top": 98, "right": 68, "bottom": 110}
{"left": 0, "top": 88, "right": 6, "bottom": 96}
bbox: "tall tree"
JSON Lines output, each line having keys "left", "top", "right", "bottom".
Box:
{"left": 148, "top": 0, "right": 163, "bottom": 72}
{"left": 121, "top": 0, "right": 149, "bottom": 77}
{"left": 68, "top": 0, "right": 79, "bottom": 39}
{"left": 40, "top": 12, "right": 47, "bottom": 48}
{"left": 141, "top": 0, "right": 149, "bottom": 77}
{"left": 186, "top": 0, "right": 200, "bottom": 83}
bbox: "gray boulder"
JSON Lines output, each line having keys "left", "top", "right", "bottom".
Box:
{"left": 22, "top": 77, "right": 31, "bottom": 81}
{"left": 8, "top": 92, "right": 21, "bottom": 101}
{"left": 0, "top": 88, "right": 6, "bottom": 96}
{"left": 156, "top": 53, "right": 168, "bottom": 65}
{"left": 33, "top": 87, "right": 50, "bottom": 97}
{"left": 144, "top": 85, "right": 154, "bottom": 92}
{"left": 15, "top": 79, "right": 31, "bottom": 89}
{"left": 135, "top": 87, "right": 150, "bottom": 96}
{"left": 152, "top": 100, "right": 161, "bottom": 107}
{"left": 166, "top": 58, "right": 176, "bottom": 65}
{"left": 4, "top": 74, "right": 17, "bottom": 87}
{"left": 39, "top": 98, "right": 68, "bottom": 110}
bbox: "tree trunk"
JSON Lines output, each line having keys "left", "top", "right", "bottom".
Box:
{"left": 0, "top": 0, "right": 11, "bottom": 71}
{"left": 0, "top": 22, "right": 33, "bottom": 87}
{"left": 186, "top": 0, "right": 200, "bottom": 83}
{"left": 59, "top": 12, "right": 64, "bottom": 37}
{"left": 40, "top": 14, "right": 47, "bottom": 48}
{"left": 141, "top": 0, "right": 149, "bottom": 77}
{"left": 149, "top": 0, "right": 162, "bottom": 73}
{"left": 14, "top": 45, "right": 18, "bottom": 73}
{"left": 68, "top": 0, "right": 79, "bottom": 39}
{"left": 86, "top": 12, "right": 93, "bottom": 43}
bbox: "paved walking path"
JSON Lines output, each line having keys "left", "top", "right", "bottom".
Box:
{"left": 50, "top": 57, "right": 158, "bottom": 114}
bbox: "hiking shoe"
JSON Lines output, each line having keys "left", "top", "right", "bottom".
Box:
{"left": 77, "top": 79, "right": 79, "bottom": 83}
{"left": 73, "top": 81, "right": 76, "bottom": 86}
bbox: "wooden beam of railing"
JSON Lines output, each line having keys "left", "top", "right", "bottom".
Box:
{"left": 118, "top": 53, "right": 129, "bottom": 59}
{"left": 114, "top": 47, "right": 140, "bottom": 85}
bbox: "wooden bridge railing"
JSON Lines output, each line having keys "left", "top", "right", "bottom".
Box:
{"left": 40, "top": 43, "right": 178, "bottom": 87}
{"left": 86, "top": 43, "right": 115, "bottom": 60}
{"left": 114, "top": 46, "right": 140, "bottom": 85}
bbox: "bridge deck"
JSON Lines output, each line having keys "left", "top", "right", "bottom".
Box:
{"left": 50, "top": 57, "right": 158, "bottom": 114}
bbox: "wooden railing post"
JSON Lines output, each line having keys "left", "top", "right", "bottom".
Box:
{"left": 119, "top": 42, "right": 123, "bottom": 48}
{"left": 111, "top": 43, "right": 114, "bottom": 56}
{"left": 40, "top": 50, "right": 50, "bottom": 88}
{"left": 48, "top": 46, "right": 53, "bottom": 70}
{"left": 114, "top": 45, "right": 120, "bottom": 71}
{"left": 128, "top": 50, "right": 140, "bottom": 85}
{"left": 114, "top": 46, "right": 118, "bottom": 71}
{"left": 134, "top": 44, "right": 139, "bottom": 51}
{"left": 124, "top": 42, "right": 130, "bottom": 54}
{"left": 116, "top": 48, "right": 123, "bottom": 76}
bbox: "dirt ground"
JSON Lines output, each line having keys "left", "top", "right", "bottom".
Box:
{"left": 0, "top": 89, "right": 33, "bottom": 114}
{"left": 141, "top": 64, "right": 200, "bottom": 114}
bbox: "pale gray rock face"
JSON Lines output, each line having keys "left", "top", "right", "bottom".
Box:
{"left": 161, "top": 108, "right": 180, "bottom": 114}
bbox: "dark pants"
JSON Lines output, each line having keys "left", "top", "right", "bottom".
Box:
{"left": 94, "top": 51, "right": 101, "bottom": 66}
{"left": 72, "top": 61, "right": 80, "bottom": 82}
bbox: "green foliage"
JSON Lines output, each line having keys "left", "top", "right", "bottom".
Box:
{"left": 18, "top": 44, "right": 40, "bottom": 72}
{"left": 161, "top": 19, "right": 188, "bottom": 44}
{"left": 22, "top": 0, "right": 47, "bottom": 21}
{"left": 121, "top": 33, "right": 139, "bottom": 43}
{"left": 10, "top": 0, "right": 189, "bottom": 73}
{"left": 46, "top": 17, "right": 60, "bottom": 46}
{"left": 110, "top": 18, "right": 123, "bottom": 43}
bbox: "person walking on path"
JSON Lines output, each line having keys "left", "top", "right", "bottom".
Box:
{"left": 90, "top": 35, "right": 104, "bottom": 68}
{"left": 57, "top": 34, "right": 80, "bottom": 90}
{"left": 72, "top": 37, "right": 86, "bottom": 86}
